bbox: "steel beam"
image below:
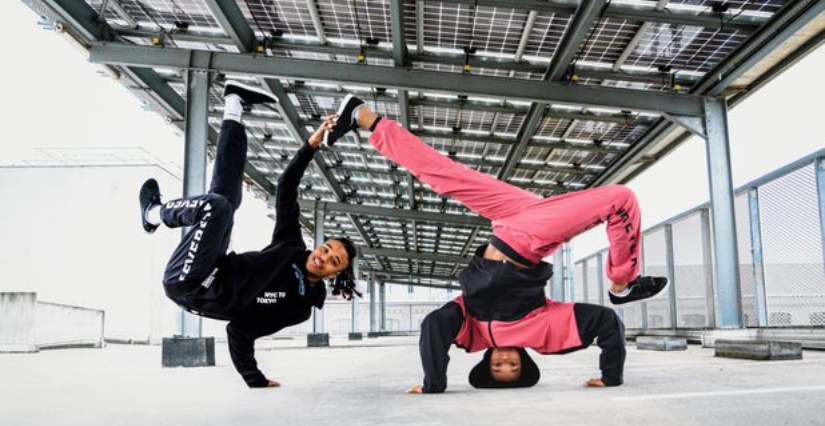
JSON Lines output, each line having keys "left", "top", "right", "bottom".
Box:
{"left": 699, "top": 0, "right": 825, "bottom": 96}
{"left": 612, "top": 0, "right": 669, "bottom": 72}
{"left": 305, "top": 0, "right": 328, "bottom": 44}
{"left": 39, "top": 0, "right": 113, "bottom": 42}
{"left": 257, "top": 78, "right": 384, "bottom": 268}
{"left": 729, "top": 29, "right": 825, "bottom": 106}
{"left": 378, "top": 272, "right": 460, "bottom": 282}
{"left": 415, "top": 0, "right": 425, "bottom": 53}
{"left": 88, "top": 43, "right": 707, "bottom": 116}
{"left": 382, "top": 280, "right": 461, "bottom": 291}
{"left": 663, "top": 113, "right": 707, "bottom": 139}
{"left": 703, "top": 97, "right": 742, "bottom": 328}
{"left": 108, "top": 0, "right": 138, "bottom": 29}
{"left": 546, "top": 0, "right": 608, "bottom": 81}
{"left": 205, "top": 0, "right": 256, "bottom": 53}
{"left": 119, "top": 28, "right": 702, "bottom": 86}
{"left": 361, "top": 248, "right": 472, "bottom": 264}
{"left": 499, "top": 103, "right": 546, "bottom": 180}
{"left": 298, "top": 200, "right": 490, "bottom": 226}
{"left": 445, "top": 0, "right": 764, "bottom": 30}
{"left": 591, "top": 0, "right": 824, "bottom": 187}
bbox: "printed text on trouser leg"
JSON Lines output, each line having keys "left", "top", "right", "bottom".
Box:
{"left": 179, "top": 206, "right": 212, "bottom": 281}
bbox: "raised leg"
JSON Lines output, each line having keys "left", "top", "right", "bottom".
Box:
{"left": 368, "top": 118, "right": 541, "bottom": 222}
{"left": 161, "top": 193, "right": 234, "bottom": 294}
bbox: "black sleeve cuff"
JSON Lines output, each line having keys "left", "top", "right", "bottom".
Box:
{"left": 601, "top": 376, "right": 623, "bottom": 387}
{"left": 246, "top": 376, "right": 270, "bottom": 388}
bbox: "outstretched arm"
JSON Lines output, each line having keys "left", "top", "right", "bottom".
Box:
{"left": 226, "top": 321, "right": 279, "bottom": 388}
{"left": 271, "top": 115, "right": 336, "bottom": 245}
{"left": 410, "top": 301, "right": 464, "bottom": 394}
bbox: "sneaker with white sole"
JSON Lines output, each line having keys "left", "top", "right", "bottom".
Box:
{"left": 223, "top": 81, "right": 278, "bottom": 109}
{"left": 609, "top": 276, "right": 668, "bottom": 305}
{"left": 323, "top": 94, "right": 364, "bottom": 146}
{"left": 139, "top": 178, "right": 162, "bottom": 234}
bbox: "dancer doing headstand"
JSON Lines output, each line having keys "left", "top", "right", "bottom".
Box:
{"left": 138, "top": 82, "right": 358, "bottom": 388}
{"left": 323, "top": 95, "right": 668, "bottom": 393}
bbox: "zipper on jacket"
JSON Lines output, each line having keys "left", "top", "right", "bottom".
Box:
{"left": 487, "top": 321, "right": 499, "bottom": 348}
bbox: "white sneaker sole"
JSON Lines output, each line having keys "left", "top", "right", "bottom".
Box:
{"left": 324, "top": 93, "right": 356, "bottom": 145}
{"left": 225, "top": 80, "right": 277, "bottom": 102}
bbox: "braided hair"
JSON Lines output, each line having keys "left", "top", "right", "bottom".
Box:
{"left": 329, "top": 237, "right": 362, "bottom": 300}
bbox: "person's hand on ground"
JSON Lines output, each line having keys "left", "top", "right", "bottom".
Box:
{"left": 308, "top": 114, "right": 338, "bottom": 148}
{"left": 267, "top": 379, "right": 281, "bottom": 388}
{"left": 406, "top": 385, "right": 423, "bottom": 394}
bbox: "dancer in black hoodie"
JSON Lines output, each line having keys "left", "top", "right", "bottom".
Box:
{"left": 138, "top": 81, "right": 358, "bottom": 388}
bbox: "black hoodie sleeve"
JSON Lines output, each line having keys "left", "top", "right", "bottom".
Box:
{"left": 420, "top": 302, "right": 464, "bottom": 393}
{"left": 271, "top": 142, "right": 317, "bottom": 246}
{"left": 226, "top": 321, "right": 270, "bottom": 388}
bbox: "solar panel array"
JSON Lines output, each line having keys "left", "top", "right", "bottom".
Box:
{"left": 82, "top": 0, "right": 789, "bottom": 284}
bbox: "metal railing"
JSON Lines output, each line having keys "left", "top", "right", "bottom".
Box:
{"left": 572, "top": 149, "right": 825, "bottom": 329}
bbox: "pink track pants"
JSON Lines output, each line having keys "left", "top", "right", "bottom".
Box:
{"left": 368, "top": 118, "right": 642, "bottom": 284}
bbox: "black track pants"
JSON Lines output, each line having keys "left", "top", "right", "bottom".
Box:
{"left": 161, "top": 120, "right": 247, "bottom": 295}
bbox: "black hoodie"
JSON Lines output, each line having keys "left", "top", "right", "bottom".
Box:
{"left": 178, "top": 142, "right": 325, "bottom": 388}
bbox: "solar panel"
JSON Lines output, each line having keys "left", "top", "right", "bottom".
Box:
{"left": 52, "top": 0, "right": 805, "bottom": 280}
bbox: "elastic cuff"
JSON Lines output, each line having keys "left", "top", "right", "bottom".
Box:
{"left": 369, "top": 116, "right": 382, "bottom": 132}
{"left": 601, "top": 376, "right": 623, "bottom": 387}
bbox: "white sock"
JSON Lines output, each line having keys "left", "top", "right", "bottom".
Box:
{"left": 352, "top": 104, "right": 365, "bottom": 126}
{"left": 610, "top": 286, "right": 632, "bottom": 297}
{"left": 145, "top": 205, "right": 162, "bottom": 226}
{"left": 223, "top": 94, "right": 244, "bottom": 123}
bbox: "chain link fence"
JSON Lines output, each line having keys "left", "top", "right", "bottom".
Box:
{"left": 572, "top": 151, "right": 825, "bottom": 329}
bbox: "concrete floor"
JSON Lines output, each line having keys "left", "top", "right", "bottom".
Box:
{"left": 2, "top": 337, "right": 825, "bottom": 426}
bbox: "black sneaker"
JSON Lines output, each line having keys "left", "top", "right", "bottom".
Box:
{"left": 223, "top": 81, "right": 277, "bottom": 108}
{"left": 324, "top": 94, "right": 364, "bottom": 146}
{"left": 609, "top": 276, "right": 668, "bottom": 305}
{"left": 139, "top": 178, "right": 162, "bottom": 234}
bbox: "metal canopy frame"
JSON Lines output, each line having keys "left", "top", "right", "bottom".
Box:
{"left": 24, "top": 0, "right": 825, "bottom": 311}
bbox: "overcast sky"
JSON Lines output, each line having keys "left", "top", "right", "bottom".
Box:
{"left": 2, "top": 0, "right": 823, "bottom": 261}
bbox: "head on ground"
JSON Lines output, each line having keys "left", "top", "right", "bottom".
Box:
{"left": 490, "top": 347, "right": 523, "bottom": 383}
{"left": 469, "top": 347, "right": 540, "bottom": 389}
{"left": 306, "top": 237, "right": 361, "bottom": 299}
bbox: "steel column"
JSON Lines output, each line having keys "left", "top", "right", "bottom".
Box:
{"left": 379, "top": 281, "right": 386, "bottom": 331}
{"left": 703, "top": 97, "right": 742, "bottom": 328}
{"left": 748, "top": 188, "right": 769, "bottom": 327}
{"left": 818, "top": 159, "right": 825, "bottom": 279}
{"left": 313, "top": 200, "right": 325, "bottom": 333}
{"left": 351, "top": 257, "right": 360, "bottom": 333}
{"left": 179, "top": 69, "right": 210, "bottom": 338}
{"left": 639, "top": 240, "right": 648, "bottom": 329}
{"left": 564, "top": 244, "right": 575, "bottom": 302}
{"left": 369, "top": 272, "right": 376, "bottom": 332}
{"left": 553, "top": 251, "right": 566, "bottom": 301}
{"left": 596, "top": 253, "right": 605, "bottom": 306}
{"left": 700, "top": 209, "right": 717, "bottom": 328}
{"left": 581, "top": 259, "right": 589, "bottom": 304}
{"left": 665, "top": 225, "right": 678, "bottom": 328}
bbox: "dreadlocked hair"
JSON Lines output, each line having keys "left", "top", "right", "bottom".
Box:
{"left": 329, "top": 237, "right": 362, "bottom": 300}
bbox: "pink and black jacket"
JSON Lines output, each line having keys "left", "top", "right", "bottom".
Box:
{"left": 419, "top": 245, "right": 624, "bottom": 393}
